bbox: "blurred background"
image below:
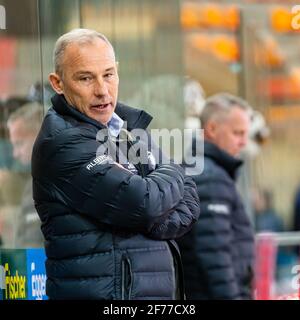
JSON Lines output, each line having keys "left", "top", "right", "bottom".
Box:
{"left": 0, "top": 0, "right": 300, "bottom": 299}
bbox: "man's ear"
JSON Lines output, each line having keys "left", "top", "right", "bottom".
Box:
{"left": 205, "top": 120, "right": 217, "bottom": 140}
{"left": 49, "top": 73, "right": 64, "bottom": 95}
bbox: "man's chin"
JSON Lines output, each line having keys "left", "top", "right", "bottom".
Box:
{"left": 89, "top": 107, "right": 114, "bottom": 125}
{"left": 91, "top": 114, "right": 112, "bottom": 126}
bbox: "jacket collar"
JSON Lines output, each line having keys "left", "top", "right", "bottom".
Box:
{"left": 203, "top": 141, "right": 243, "bottom": 180}
{"left": 115, "top": 102, "right": 153, "bottom": 130}
{"left": 51, "top": 94, "right": 153, "bottom": 130}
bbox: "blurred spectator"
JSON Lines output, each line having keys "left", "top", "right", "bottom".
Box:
{"left": 7, "top": 102, "right": 44, "bottom": 247}
{"left": 8, "top": 102, "right": 41, "bottom": 167}
{"left": 0, "top": 96, "right": 31, "bottom": 246}
{"left": 253, "top": 188, "right": 284, "bottom": 233}
{"left": 0, "top": 96, "right": 29, "bottom": 171}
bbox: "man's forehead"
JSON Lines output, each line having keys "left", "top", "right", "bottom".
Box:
{"left": 224, "top": 107, "right": 250, "bottom": 120}
{"left": 213, "top": 109, "right": 249, "bottom": 129}
{"left": 62, "top": 40, "right": 116, "bottom": 72}
{"left": 64, "top": 39, "right": 114, "bottom": 59}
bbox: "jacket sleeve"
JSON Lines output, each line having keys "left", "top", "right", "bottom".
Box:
{"left": 193, "top": 175, "right": 241, "bottom": 299}
{"left": 43, "top": 130, "right": 186, "bottom": 232}
{"left": 146, "top": 175, "right": 200, "bottom": 240}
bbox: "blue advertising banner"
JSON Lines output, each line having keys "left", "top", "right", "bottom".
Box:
{"left": 0, "top": 248, "right": 47, "bottom": 300}
{"left": 26, "top": 249, "right": 47, "bottom": 300}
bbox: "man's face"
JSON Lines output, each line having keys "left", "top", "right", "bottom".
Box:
{"left": 8, "top": 119, "right": 36, "bottom": 165}
{"left": 209, "top": 107, "right": 250, "bottom": 157}
{"left": 50, "top": 38, "right": 119, "bottom": 125}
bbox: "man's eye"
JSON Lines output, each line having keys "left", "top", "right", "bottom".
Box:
{"left": 80, "top": 77, "right": 92, "bottom": 81}
{"left": 104, "top": 73, "right": 113, "bottom": 78}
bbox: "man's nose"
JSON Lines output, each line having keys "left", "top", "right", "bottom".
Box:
{"left": 94, "top": 77, "right": 108, "bottom": 96}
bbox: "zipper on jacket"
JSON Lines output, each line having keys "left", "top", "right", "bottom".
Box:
{"left": 167, "top": 240, "right": 186, "bottom": 300}
{"left": 121, "top": 255, "right": 133, "bottom": 300}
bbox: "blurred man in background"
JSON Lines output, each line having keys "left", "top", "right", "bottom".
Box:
{"left": 7, "top": 102, "right": 44, "bottom": 247}
{"left": 178, "top": 93, "right": 255, "bottom": 300}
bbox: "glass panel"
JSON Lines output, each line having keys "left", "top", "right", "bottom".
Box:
{"left": 240, "top": 3, "right": 300, "bottom": 232}
{"left": 0, "top": 0, "right": 43, "bottom": 248}
{"left": 80, "top": 0, "right": 185, "bottom": 134}
{"left": 38, "top": 0, "right": 81, "bottom": 110}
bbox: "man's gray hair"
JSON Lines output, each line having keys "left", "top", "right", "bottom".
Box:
{"left": 200, "top": 92, "right": 252, "bottom": 127}
{"left": 7, "top": 102, "right": 43, "bottom": 133}
{"left": 53, "top": 28, "right": 113, "bottom": 76}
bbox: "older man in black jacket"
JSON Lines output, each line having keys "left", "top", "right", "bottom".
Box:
{"left": 31, "top": 28, "right": 199, "bottom": 300}
{"left": 178, "top": 93, "right": 254, "bottom": 300}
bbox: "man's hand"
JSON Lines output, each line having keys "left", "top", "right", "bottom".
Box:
{"left": 113, "top": 161, "right": 133, "bottom": 174}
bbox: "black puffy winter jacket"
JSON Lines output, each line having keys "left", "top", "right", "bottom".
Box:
{"left": 32, "top": 94, "right": 200, "bottom": 300}
{"left": 177, "top": 141, "right": 254, "bottom": 300}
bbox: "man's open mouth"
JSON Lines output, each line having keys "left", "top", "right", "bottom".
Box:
{"left": 91, "top": 103, "right": 111, "bottom": 110}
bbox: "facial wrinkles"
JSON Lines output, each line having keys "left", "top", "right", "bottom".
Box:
{"left": 71, "top": 58, "right": 100, "bottom": 78}
{"left": 65, "top": 41, "right": 115, "bottom": 73}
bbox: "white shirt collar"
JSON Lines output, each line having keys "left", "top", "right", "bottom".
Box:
{"left": 107, "top": 112, "right": 124, "bottom": 137}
